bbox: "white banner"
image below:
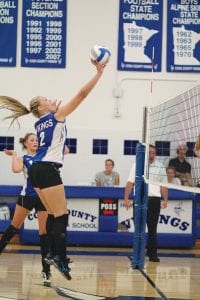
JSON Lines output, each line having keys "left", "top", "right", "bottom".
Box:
{"left": 24, "top": 199, "right": 99, "bottom": 232}
{"left": 24, "top": 198, "right": 192, "bottom": 234}
{"left": 24, "top": 209, "right": 38, "bottom": 230}
{"left": 118, "top": 199, "right": 192, "bottom": 234}
{"left": 67, "top": 198, "right": 99, "bottom": 232}
{"left": 158, "top": 199, "right": 192, "bottom": 234}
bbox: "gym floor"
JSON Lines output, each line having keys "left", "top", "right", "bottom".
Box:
{"left": 0, "top": 243, "right": 200, "bottom": 300}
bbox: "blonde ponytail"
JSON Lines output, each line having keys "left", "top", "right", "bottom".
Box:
{"left": 0, "top": 96, "right": 30, "bottom": 127}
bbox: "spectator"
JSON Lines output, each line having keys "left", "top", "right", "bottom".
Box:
{"left": 168, "top": 145, "right": 192, "bottom": 186}
{"left": 166, "top": 166, "right": 181, "bottom": 185}
{"left": 95, "top": 159, "right": 120, "bottom": 187}
{"left": 124, "top": 145, "right": 168, "bottom": 262}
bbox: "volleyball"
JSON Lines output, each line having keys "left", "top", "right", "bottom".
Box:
{"left": 90, "top": 45, "right": 111, "bottom": 64}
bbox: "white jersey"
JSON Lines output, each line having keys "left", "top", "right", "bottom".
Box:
{"left": 34, "top": 113, "right": 67, "bottom": 165}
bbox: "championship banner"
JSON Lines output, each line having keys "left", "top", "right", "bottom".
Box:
{"left": 0, "top": 0, "right": 18, "bottom": 67}
{"left": 117, "top": 0, "right": 163, "bottom": 72}
{"left": 21, "top": 0, "right": 67, "bottom": 68}
{"left": 167, "top": 0, "right": 200, "bottom": 73}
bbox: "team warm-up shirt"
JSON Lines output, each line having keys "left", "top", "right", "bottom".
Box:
{"left": 21, "top": 154, "right": 37, "bottom": 197}
{"left": 34, "top": 113, "right": 67, "bottom": 165}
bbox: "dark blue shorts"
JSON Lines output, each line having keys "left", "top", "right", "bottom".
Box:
{"left": 28, "top": 162, "right": 63, "bottom": 189}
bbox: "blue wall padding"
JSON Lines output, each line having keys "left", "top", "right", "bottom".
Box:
{"left": 99, "top": 216, "right": 118, "bottom": 232}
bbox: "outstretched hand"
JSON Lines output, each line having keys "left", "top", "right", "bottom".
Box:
{"left": 4, "top": 149, "right": 16, "bottom": 156}
{"left": 91, "top": 60, "right": 106, "bottom": 74}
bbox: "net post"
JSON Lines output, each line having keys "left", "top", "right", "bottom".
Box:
{"left": 132, "top": 143, "right": 148, "bottom": 269}
{"left": 132, "top": 106, "right": 149, "bottom": 269}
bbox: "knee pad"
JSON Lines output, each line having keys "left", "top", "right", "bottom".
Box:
{"left": 66, "top": 213, "right": 69, "bottom": 227}
{"left": 46, "top": 214, "right": 54, "bottom": 234}
{"left": 53, "top": 214, "right": 67, "bottom": 240}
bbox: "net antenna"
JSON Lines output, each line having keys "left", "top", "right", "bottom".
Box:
{"left": 150, "top": 46, "right": 155, "bottom": 94}
{"left": 145, "top": 83, "right": 200, "bottom": 194}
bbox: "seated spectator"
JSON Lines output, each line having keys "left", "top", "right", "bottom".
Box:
{"left": 166, "top": 166, "right": 181, "bottom": 185}
{"left": 168, "top": 145, "right": 192, "bottom": 186}
{"left": 95, "top": 159, "right": 120, "bottom": 187}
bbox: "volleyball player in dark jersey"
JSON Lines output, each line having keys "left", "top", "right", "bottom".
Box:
{"left": 0, "top": 60, "right": 106, "bottom": 280}
{"left": 0, "top": 133, "right": 51, "bottom": 286}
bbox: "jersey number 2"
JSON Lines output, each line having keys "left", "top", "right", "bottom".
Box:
{"left": 40, "top": 132, "right": 45, "bottom": 146}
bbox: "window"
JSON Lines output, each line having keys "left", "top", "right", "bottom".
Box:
{"left": 66, "top": 138, "right": 77, "bottom": 154}
{"left": 93, "top": 139, "right": 108, "bottom": 154}
{"left": 155, "top": 141, "right": 170, "bottom": 156}
{"left": 0, "top": 136, "right": 14, "bottom": 151}
{"left": 186, "top": 142, "right": 195, "bottom": 157}
{"left": 124, "top": 140, "right": 139, "bottom": 155}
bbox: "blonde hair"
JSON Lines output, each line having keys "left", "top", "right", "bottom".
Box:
{"left": 0, "top": 95, "right": 41, "bottom": 126}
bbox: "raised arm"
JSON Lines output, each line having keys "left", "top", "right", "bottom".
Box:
{"left": 4, "top": 149, "right": 23, "bottom": 173}
{"left": 55, "top": 61, "right": 105, "bottom": 121}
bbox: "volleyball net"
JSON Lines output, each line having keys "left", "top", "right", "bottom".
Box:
{"left": 132, "top": 83, "right": 200, "bottom": 269}
{"left": 144, "top": 83, "right": 200, "bottom": 193}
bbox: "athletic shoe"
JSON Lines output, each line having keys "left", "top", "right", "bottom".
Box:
{"left": 53, "top": 255, "right": 72, "bottom": 280}
{"left": 44, "top": 253, "right": 55, "bottom": 265}
{"left": 41, "top": 271, "right": 52, "bottom": 287}
{"left": 67, "top": 257, "right": 73, "bottom": 264}
{"left": 149, "top": 256, "right": 160, "bottom": 262}
{"left": 45, "top": 253, "right": 73, "bottom": 265}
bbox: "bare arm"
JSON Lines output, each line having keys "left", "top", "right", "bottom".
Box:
{"left": 124, "top": 181, "right": 134, "bottom": 210}
{"left": 4, "top": 149, "right": 23, "bottom": 173}
{"left": 55, "top": 61, "right": 105, "bottom": 121}
{"left": 161, "top": 186, "right": 168, "bottom": 209}
{"left": 115, "top": 174, "right": 120, "bottom": 186}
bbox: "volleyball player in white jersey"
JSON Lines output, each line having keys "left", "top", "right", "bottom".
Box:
{"left": 0, "top": 60, "right": 106, "bottom": 280}
{"left": 0, "top": 133, "right": 51, "bottom": 286}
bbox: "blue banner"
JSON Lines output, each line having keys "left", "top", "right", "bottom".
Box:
{"left": 0, "top": 0, "right": 18, "bottom": 67}
{"left": 167, "top": 0, "right": 200, "bottom": 73}
{"left": 117, "top": 0, "right": 163, "bottom": 72}
{"left": 21, "top": 0, "right": 67, "bottom": 68}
